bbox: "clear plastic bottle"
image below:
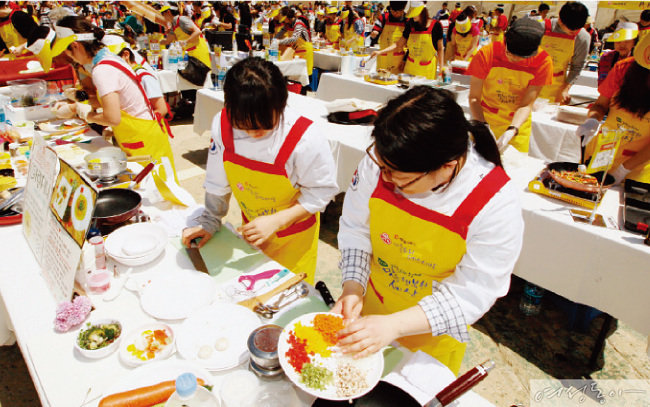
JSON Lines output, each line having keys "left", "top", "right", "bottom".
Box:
{"left": 269, "top": 39, "right": 279, "bottom": 62}
{"left": 520, "top": 282, "right": 544, "bottom": 316}
{"left": 217, "top": 67, "right": 227, "bottom": 90}
{"left": 164, "top": 373, "right": 219, "bottom": 407}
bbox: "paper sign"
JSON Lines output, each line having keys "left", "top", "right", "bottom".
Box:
{"left": 23, "top": 135, "right": 98, "bottom": 302}
{"left": 587, "top": 127, "right": 622, "bottom": 173}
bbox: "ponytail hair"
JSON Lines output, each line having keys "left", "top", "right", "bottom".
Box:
{"left": 372, "top": 86, "right": 501, "bottom": 174}
{"left": 57, "top": 16, "right": 105, "bottom": 55}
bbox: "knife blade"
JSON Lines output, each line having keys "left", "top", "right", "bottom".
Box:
{"left": 185, "top": 240, "right": 209, "bottom": 274}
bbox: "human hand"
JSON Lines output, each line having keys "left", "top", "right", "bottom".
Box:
{"left": 181, "top": 226, "right": 213, "bottom": 248}
{"left": 559, "top": 87, "right": 571, "bottom": 105}
{"left": 496, "top": 127, "right": 517, "bottom": 153}
{"left": 576, "top": 118, "right": 600, "bottom": 146}
{"left": 51, "top": 101, "right": 77, "bottom": 119}
{"left": 398, "top": 59, "right": 405, "bottom": 71}
{"left": 76, "top": 102, "right": 92, "bottom": 121}
{"left": 237, "top": 214, "right": 283, "bottom": 247}
{"left": 336, "top": 314, "right": 398, "bottom": 358}
{"left": 609, "top": 165, "right": 631, "bottom": 184}
{"left": 331, "top": 281, "right": 364, "bottom": 321}
{"left": 63, "top": 87, "right": 78, "bottom": 102}
{"left": 370, "top": 50, "right": 380, "bottom": 59}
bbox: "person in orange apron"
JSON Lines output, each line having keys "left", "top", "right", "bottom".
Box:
{"left": 51, "top": 17, "right": 190, "bottom": 206}
{"left": 181, "top": 57, "right": 338, "bottom": 283}
{"left": 0, "top": 3, "right": 39, "bottom": 58}
{"left": 161, "top": 6, "right": 211, "bottom": 71}
{"left": 488, "top": 7, "right": 507, "bottom": 44}
{"left": 538, "top": 1, "right": 590, "bottom": 104}
{"left": 324, "top": 87, "right": 522, "bottom": 406}
{"left": 340, "top": 9, "right": 365, "bottom": 52}
{"left": 450, "top": 14, "right": 479, "bottom": 62}
{"left": 371, "top": 3, "right": 444, "bottom": 79}
{"left": 369, "top": 1, "right": 407, "bottom": 74}
{"left": 277, "top": 8, "right": 313, "bottom": 76}
{"left": 324, "top": 7, "right": 341, "bottom": 47}
{"left": 467, "top": 17, "right": 553, "bottom": 153}
{"left": 578, "top": 34, "right": 650, "bottom": 184}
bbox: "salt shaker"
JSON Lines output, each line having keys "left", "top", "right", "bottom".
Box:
{"left": 89, "top": 236, "right": 106, "bottom": 270}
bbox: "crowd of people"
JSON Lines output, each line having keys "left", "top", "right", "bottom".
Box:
{"left": 0, "top": 2, "right": 649, "bottom": 405}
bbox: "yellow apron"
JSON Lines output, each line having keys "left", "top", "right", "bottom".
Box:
{"left": 220, "top": 110, "right": 320, "bottom": 283}
{"left": 173, "top": 16, "right": 211, "bottom": 68}
{"left": 342, "top": 18, "right": 364, "bottom": 52}
{"left": 287, "top": 20, "right": 314, "bottom": 76}
{"left": 639, "top": 25, "right": 650, "bottom": 42}
{"left": 377, "top": 18, "right": 406, "bottom": 74}
{"left": 0, "top": 10, "right": 32, "bottom": 58}
{"left": 325, "top": 20, "right": 341, "bottom": 47}
{"left": 489, "top": 17, "right": 504, "bottom": 44}
{"left": 479, "top": 42, "right": 545, "bottom": 153}
{"left": 405, "top": 21, "right": 437, "bottom": 79}
{"left": 95, "top": 60, "right": 185, "bottom": 207}
{"left": 584, "top": 106, "right": 650, "bottom": 183}
{"left": 364, "top": 167, "right": 510, "bottom": 375}
{"left": 538, "top": 19, "right": 577, "bottom": 103}
{"left": 453, "top": 28, "right": 477, "bottom": 61}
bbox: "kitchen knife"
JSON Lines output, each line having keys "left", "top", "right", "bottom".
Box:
{"left": 429, "top": 360, "right": 495, "bottom": 406}
{"left": 185, "top": 239, "right": 209, "bottom": 274}
{"left": 315, "top": 280, "right": 335, "bottom": 307}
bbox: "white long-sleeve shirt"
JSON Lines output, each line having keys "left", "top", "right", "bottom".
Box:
{"left": 338, "top": 143, "right": 524, "bottom": 342}
{"left": 203, "top": 107, "right": 338, "bottom": 223}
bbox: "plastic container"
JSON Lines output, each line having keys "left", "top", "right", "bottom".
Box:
{"left": 86, "top": 270, "right": 111, "bottom": 294}
{"left": 520, "top": 282, "right": 544, "bottom": 316}
{"left": 268, "top": 39, "right": 279, "bottom": 62}
{"left": 89, "top": 235, "right": 106, "bottom": 270}
{"left": 217, "top": 68, "right": 226, "bottom": 90}
{"left": 165, "top": 373, "right": 220, "bottom": 407}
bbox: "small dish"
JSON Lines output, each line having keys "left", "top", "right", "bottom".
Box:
{"left": 74, "top": 319, "right": 122, "bottom": 359}
{"left": 119, "top": 323, "right": 175, "bottom": 367}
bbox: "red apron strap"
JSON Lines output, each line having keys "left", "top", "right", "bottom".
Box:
{"left": 452, "top": 166, "right": 510, "bottom": 229}
{"left": 219, "top": 108, "right": 235, "bottom": 153}
{"left": 368, "top": 276, "right": 384, "bottom": 304}
{"left": 95, "top": 59, "right": 155, "bottom": 119}
{"left": 0, "top": 10, "right": 14, "bottom": 27}
{"left": 274, "top": 116, "right": 313, "bottom": 167}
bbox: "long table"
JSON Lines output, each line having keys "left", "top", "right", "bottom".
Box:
{"left": 315, "top": 72, "right": 591, "bottom": 163}
{"left": 194, "top": 90, "right": 650, "bottom": 343}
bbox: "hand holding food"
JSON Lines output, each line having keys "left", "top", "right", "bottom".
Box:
{"left": 63, "top": 87, "right": 78, "bottom": 102}
{"left": 331, "top": 281, "right": 364, "bottom": 321}
{"left": 181, "top": 226, "right": 212, "bottom": 248}
{"left": 76, "top": 102, "right": 92, "bottom": 121}
{"left": 336, "top": 314, "right": 398, "bottom": 359}
{"left": 51, "top": 101, "right": 77, "bottom": 119}
{"left": 237, "top": 214, "right": 284, "bottom": 247}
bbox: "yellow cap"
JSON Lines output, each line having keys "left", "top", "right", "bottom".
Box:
{"left": 26, "top": 28, "right": 56, "bottom": 72}
{"left": 456, "top": 17, "right": 472, "bottom": 34}
{"left": 160, "top": 5, "right": 171, "bottom": 13}
{"left": 635, "top": 31, "right": 650, "bottom": 70}
{"left": 407, "top": 2, "right": 425, "bottom": 19}
{"left": 326, "top": 6, "right": 338, "bottom": 14}
{"left": 51, "top": 26, "right": 96, "bottom": 58}
{"left": 269, "top": 8, "right": 280, "bottom": 18}
{"left": 317, "top": 10, "right": 324, "bottom": 16}
{"left": 607, "top": 22, "right": 638, "bottom": 42}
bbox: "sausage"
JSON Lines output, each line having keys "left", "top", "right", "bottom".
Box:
{"left": 99, "top": 378, "right": 206, "bottom": 407}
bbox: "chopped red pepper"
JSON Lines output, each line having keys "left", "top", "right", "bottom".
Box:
{"left": 285, "top": 331, "right": 310, "bottom": 373}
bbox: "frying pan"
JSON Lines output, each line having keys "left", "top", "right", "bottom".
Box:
{"left": 547, "top": 162, "right": 615, "bottom": 193}
{"left": 91, "top": 162, "right": 154, "bottom": 225}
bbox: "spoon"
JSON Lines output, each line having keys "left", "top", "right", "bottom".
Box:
{"left": 266, "top": 282, "right": 310, "bottom": 313}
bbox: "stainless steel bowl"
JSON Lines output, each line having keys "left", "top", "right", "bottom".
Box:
{"left": 84, "top": 147, "right": 127, "bottom": 179}
{"left": 247, "top": 324, "right": 282, "bottom": 370}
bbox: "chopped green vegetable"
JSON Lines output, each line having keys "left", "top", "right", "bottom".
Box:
{"left": 300, "top": 363, "right": 333, "bottom": 391}
{"left": 77, "top": 323, "right": 121, "bottom": 350}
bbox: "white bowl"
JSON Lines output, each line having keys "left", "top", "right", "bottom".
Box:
{"left": 119, "top": 323, "right": 175, "bottom": 367}
{"left": 105, "top": 223, "right": 167, "bottom": 266}
{"left": 74, "top": 319, "right": 122, "bottom": 359}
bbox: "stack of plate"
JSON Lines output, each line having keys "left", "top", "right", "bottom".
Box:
{"left": 105, "top": 223, "right": 167, "bottom": 266}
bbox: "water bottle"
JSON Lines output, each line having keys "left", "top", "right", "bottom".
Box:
{"left": 217, "top": 67, "right": 226, "bottom": 90}
{"left": 520, "top": 282, "right": 544, "bottom": 316}
{"left": 169, "top": 44, "right": 178, "bottom": 71}
{"left": 269, "top": 39, "right": 279, "bottom": 62}
{"left": 181, "top": 51, "right": 189, "bottom": 70}
{"left": 164, "top": 373, "right": 218, "bottom": 407}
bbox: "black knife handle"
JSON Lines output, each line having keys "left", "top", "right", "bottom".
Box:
{"left": 315, "top": 281, "right": 335, "bottom": 307}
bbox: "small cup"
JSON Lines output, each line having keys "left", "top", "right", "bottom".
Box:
{"left": 87, "top": 270, "right": 111, "bottom": 294}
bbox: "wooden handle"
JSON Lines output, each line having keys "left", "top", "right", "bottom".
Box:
{"left": 237, "top": 272, "right": 307, "bottom": 310}
{"left": 127, "top": 155, "right": 153, "bottom": 162}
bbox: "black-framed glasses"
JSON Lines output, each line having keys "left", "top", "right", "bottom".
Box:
{"left": 365, "top": 143, "right": 429, "bottom": 190}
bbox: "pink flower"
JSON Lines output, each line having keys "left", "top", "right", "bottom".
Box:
{"left": 54, "top": 296, "right": 92, "bottom": 332}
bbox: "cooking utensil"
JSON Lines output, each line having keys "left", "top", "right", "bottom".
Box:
{"left": 547, "top": 162, "right": 614, "bottom": 193}
{"left": 92, "top": 189, "right": 142, "bottom": 226}
{"left": 84, "top": 147, "right": 152, "bottom": 179}
{"left": 185, "top": 239, "right": 209, "bottom": 274}
{"left": 0, "top": 187, "right": 23, "bottom": 212}
{"left": 430, "top": 360, "right": 495, "bottom": 407}
{"left": 238, "top": 268, "right": 282, "bottom": 291}
{"left": 238, "top": 272, "right": 307, "bottom": 311}
{"left": 265, "top": 282, "right": 309, "bottom": 313}
{"left": 315, "top": 280, "right": 335, "bottom": 307}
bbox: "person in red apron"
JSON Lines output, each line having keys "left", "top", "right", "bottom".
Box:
{"left": 578, "top": 34, "right": 650, "bottom": 184}
{"left": 277, "top": 8, "right": 314, "bottom": 76}
{"left": 467, "top": 17, "right": 553, "bottom": 153}
{"left": 371, "top": 2, "right": 444, "bottom": 79}
{"left": 538, "top": 1, "right": 590, "bottom": 104}
{"left": 369, "top": 1, "right": 407, "bottom": 74}
{"left": 181, "top": 57, "right": 338, "bottom": 284}
{"left": 319, "top": 86, "right": 522, "bottom": 406}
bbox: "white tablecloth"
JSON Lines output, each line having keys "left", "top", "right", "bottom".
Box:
{"left": 210, "top": 52, "right": 310, "bottom": 85}
{"left": 313, "top": 50, "right": 343, "bottom": 71}
{"left": 155, "top": 69, "right": 209, "bottom": 93}
{"left": 315, "top": 73, "right": 586, "bottom": 163}
{"left": 575, "top": 69, "right": 598, "bottom": 88}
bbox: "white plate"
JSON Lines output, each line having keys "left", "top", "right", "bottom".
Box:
{"left": 119, "top": 323, "right": 175, "bottom": 367}
{"left": 70, "top": 184, "right": 94, "bottom": 231}
{"left": 38, "top": 118, "right": 86, "bottom": 133}
{"left": 103, "top": 359, "right": 215, "bottom": 404}
{"left": 140, "top": 270, "right": 218, "bottom": 320}
{"left": 105, "top": 223, "right": 167, "bottom": 261}
{"left": 176, "top": 302, "right": 260, "bottom": 371}
{"left": 278, "top": 312, "right": 384, "bottom": 401}
{"left": 51, "top": 176, "right": 72, "bottom": 219}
